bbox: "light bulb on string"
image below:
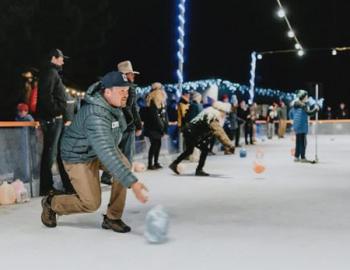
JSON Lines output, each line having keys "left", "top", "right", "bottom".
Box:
{"left": 277, "top": 8, "right": 286, "bottom": 18}
{"left": 287, "top": 30, "right": 295, "bottom": 38}
{"left": 332, "top": 49, "right": 337, "bottom": 56}
{"left": 295, "top": 43, "right": 302, "bottom": 50}
{"left": 297, "top": 50, "right": 305, "bottom": 57}
{"left": 257, "top": 54, "right": 263, "bottom": 60}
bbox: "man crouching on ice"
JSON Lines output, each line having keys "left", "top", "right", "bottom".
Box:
{"left": 41, "top": 71, "right": 148, "bottom": 233}
{"left": 169, "top": 101, "right": 235, "bottom": 176}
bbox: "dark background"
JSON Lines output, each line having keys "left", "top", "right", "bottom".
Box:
{"left": 1, "top": 0, "right": 349, "bottom": 119}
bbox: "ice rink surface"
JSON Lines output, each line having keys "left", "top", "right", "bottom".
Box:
{"left": 1, "top": 135, "right": 350, "bottom": 270}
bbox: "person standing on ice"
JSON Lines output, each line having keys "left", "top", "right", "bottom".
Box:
{"left": 290, "top": 89, "right": 319, "bottom": 163}
{"left": 143, "top": 82, "right": 168, "bottom": 170}
{"left": 169, "top": 101, "right": 235, "bottom": 176}
{"left": 37, "top": 49, "right": 74, "bottom": 195}
{"left": 41, "top": 71, "right": 148, "bottom": 233}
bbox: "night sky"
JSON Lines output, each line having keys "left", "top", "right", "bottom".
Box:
{"left": 1, "top": 0, "right": 349, "bottom": 119}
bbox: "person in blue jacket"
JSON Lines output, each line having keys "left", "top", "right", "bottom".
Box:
{"left": 290, "top": 90, "right": 319, "bottom": 162}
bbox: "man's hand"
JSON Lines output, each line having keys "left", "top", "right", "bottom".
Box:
{"left": 135, "top": 129, "right": 142, "bottom": 137}
{"left": 131, "top": 182, "right": 149, "bottom": 203}
{"left": 227, "top": 145, "right": 236, "bottom": 154}
{"left": 65, "top": 121, "right": 72, "bottom": 126}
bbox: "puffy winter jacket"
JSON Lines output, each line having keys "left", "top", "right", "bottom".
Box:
{"left": 291, "top": 100, "right": 317, "bottom": 134}
{"left": 60, "top": 82, "right": 137, "bottom": 188}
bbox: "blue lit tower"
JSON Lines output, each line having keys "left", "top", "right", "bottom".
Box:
{"left": 249, "top": 51, "right": 257, "bottom": 103}
{"left": 176, "top": 0, "right": 186, "bottom": 93}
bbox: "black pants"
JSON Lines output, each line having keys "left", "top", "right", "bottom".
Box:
{"left": 235, "top": 124, "right": 241, "bottom": 146}
{"left": 224, "top": 127, "right": 235, "bottom": 141}
{"left": 148, "top": 137, "right": 162, "bottom": 166}
{"left": 173, "top": 138, "right": 209, "bottom": 171}
{"left": 209, "top": 137, "right": 215, "bottom": 152}
{"left": 39, "top": 119, "right": 73, "bottom": 195}
{"left": 295, "top": 133, "right": 307, "bottom": 159}
{"left": 244, "top": 123, "right": 253, "bottom": 144}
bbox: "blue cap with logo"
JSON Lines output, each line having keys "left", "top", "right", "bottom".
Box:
{"left": 101, "top": 71, "right": 133, "bottom": 89}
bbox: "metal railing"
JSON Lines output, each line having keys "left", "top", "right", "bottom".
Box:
{"left": 1, "top": 120, "right": 349, "bottom": 197}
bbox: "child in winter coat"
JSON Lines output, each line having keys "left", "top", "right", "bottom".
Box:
{"left": 15, "top": 103, "right": 34, "bottom": 121}
{"left": 290, "top": 90, "right": 319, "bottom": 162}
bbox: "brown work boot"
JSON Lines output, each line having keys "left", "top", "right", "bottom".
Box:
{"left": 101, "top": 215, "right": 131, "bottom": 233}
{"left": 41, "top": 193, "right": 57, "bottom": 228}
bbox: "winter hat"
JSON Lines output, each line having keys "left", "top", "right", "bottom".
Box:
{"left": 296, "top": 89, "right": 308, "bottom": 100}
{"left": 212, "top": 101, "right": 231, "bottom": 113}
{"left": 17, "top": 103, "right": 29, "bottom": 112}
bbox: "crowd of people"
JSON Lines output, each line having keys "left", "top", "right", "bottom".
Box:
{"left": 10, "top": 48, "right": 350, "bottom": 233}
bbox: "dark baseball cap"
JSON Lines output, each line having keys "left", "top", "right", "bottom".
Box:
{"left": 101, "top": 71, "right": 134, "bottom": 89}
{"left": 49, "top": 48, "right": 69, "bottom": 59}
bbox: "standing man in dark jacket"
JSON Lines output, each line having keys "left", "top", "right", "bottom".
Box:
{"left": 37, "top": 49, "right": 73, "bottom": 195}
{"left": 41, "top": 71, "right": 148, "bottom": 232}
{"left": 101, "top": 60, "right": 142, "bottom": 185}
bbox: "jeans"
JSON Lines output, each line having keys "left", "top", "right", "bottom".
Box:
{"left": 39, "top": 118, "right": 73, "bottom": 195}
{"left": 267, "top": 123, "right": 275, "bottom": 139}
{"left": 295, "top": 133, "right": 307, "bottom": 159}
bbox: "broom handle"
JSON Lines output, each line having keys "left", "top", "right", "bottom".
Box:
{"left": 315, "top": 84, "right": 319, "bottom": 161}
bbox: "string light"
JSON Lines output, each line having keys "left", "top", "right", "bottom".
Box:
{"left": 176, "top": 0, "right": 186, "bottom": 92}
{"left": 297, "top": 49, "right": 305, "bottom": 57}
{"left": 277, "top": 8, "right": 286, "bottom": 18}
{"left": 65, "top": 88, "right": 85, "bottom": 99}
{"left": 295, "top": 43, "right": 302, "bottom": 50}
{"left": 275, "top": 0, "right": 303, "bottom": 55}
{"left": 287, "top": 30, "right": 295, "bottom": 38}
{"left": 135, "top": 79, "right": 296, "bottom": 103}
{"left": 332, "top": 49, "right": 337, "bottom": 56}
{"left": 249, "top": 52, "right": 257, "bottom": 103}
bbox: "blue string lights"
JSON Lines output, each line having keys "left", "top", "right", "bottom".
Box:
{"left": 249, "top": 52, "right": 257, "bottom": 103}
{"left": 176, "top": 0, "right": 186, "bottom": 93}
{"left": 135, "top": 79, "right": 296, "bottom": 103}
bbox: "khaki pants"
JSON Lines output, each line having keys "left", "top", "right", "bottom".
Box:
{"left": 278, "top": 119, "right": 287, "bottom": 138}
{"left": 51, "top": 158, "right": 127, "bottom": 220}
